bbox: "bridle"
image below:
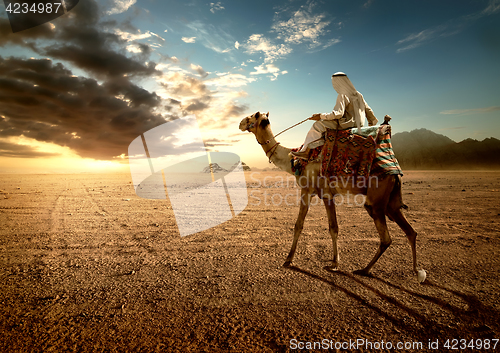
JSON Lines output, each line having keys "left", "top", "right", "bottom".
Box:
{"left": 246, "top": 121, "right": 278, "bottom": 163}
{"left": 262, "top": 141, "right": 281, "bottom": 163}
{"left": 247, "top": 116, "right": 310, "bottom": 163}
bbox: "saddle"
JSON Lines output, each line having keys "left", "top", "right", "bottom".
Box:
{"left": 291, "top": 124, "right": 402, "bottom": 178}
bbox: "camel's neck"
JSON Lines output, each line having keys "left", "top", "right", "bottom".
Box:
{"left": 257, "top": 127, "right": 293, "bottom": 175}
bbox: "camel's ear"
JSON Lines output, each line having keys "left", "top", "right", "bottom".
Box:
{"left": 266, "top": 112, "right": 269, "bottom": 117}
{"left": 255, "top": 111, "right": 260, "bottom": 119}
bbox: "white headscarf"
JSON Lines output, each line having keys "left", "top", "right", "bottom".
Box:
{"left": 331, "top": 72, "right": 365, "bottom": 133}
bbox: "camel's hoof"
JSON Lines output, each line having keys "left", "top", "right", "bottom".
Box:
{"left": 417, "top": 269, "right": 427, "bottom": 283}
{"left": 324, "top": 265, "right": 339, "bottom": 272}
{"left": 283, "top": 261, "right": 292, "bottom": 267}
{"left": 353, "top": 269, "right": 371, "bottom": 277}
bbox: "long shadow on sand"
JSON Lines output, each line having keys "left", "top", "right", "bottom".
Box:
{"left": 285, "top": 265, "right": 498, "bottom": 341}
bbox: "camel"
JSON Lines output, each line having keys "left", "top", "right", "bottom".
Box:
{"left": 239, "top": 111, "right": 419, "bottom": 276}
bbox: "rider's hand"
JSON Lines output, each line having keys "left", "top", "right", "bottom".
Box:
{"left": 309, "top": 114, "right": 321, "bottom": 121}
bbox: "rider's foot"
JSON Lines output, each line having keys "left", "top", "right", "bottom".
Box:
{"left": 291, "top": 149, "right": 310, "bottom": 159}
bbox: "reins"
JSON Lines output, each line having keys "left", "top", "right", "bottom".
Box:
{"left": 254, "top": 117, "right": 311, "bottom": 163}
{"left": 274, "top": 117, "right": 310, "bottom": 138}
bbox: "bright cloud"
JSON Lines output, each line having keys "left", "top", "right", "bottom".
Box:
{"left": 250, "top": 63, "right": 280, "bottom": 75}
{"left": 114, "top": 29, "right": 165, "bottom": 43}
{"left": 106, "top": 0, "right": 136, "bottom": 15}
{"left": 244, "top": 34, "right": 293, "bottom": 63}
{"left": 126, "top": 44, "right": 142, "bottom": 53}
{"left": 182, "top": 37, "right": 196, "bottom": 43}
{"left": 271, "top": 2, "right": 335, "bottom": 49}
{"left": 240, "top": 2, "right": 339, "bottom": 81}
{"left": 210, "top": 2, "right": 225, "bottom": 14}
{"left": 207, "top": 73, "right": 257, "bottom": 87}
{"left": 249, "top": 64, "right": 288, "bottom": 81}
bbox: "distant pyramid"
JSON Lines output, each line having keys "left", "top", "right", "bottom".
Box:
{"left": 230, "top": 161, "right": 251, "bottom": 171}
{"left": 201, "top": 163, "right": 228, "bottom": 173}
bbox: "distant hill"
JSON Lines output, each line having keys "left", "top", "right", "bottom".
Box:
{"left": 391, "top": 128, "right": 500, "bottom": 169}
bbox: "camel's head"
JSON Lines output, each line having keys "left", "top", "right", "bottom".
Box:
{"left": 239, "top": 111, "right": 270, "bottom": 135}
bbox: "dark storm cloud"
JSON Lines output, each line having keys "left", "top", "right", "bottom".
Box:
{"left": 136, "top": 42, "right": 152, "bottom": 56}
{"left": 42, "top": 24, "right": 160, "bottom": 78}
{"left": 0, "top": 0, "right": 100, "bottom": 47}
{"left": 44, "top": 44, "right": 158, "bottom": 78}
{"left": 0, "top": 57, "right": 168, "bottom": 160}
{"left": 0, "top": 18, "right": 55, "bottom": 47}
{"left": 1, "top": 1, "right": 160, "bottom": 79}
{"left": 104, "top": 77, "right": 161, "bottom": 108}
{"left": 0, "top": 0, "right": 175, "bottom": 160}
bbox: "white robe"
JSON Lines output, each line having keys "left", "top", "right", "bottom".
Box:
{"left": 298, "top": 93, "right": 378, "bottom": 152}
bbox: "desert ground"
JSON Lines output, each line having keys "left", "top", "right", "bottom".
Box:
{"left": 0, "top": 170, "right": 499, "bottom": 352}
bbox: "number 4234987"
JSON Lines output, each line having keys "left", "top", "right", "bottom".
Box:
{"left": 443, "top": 338, "right": 498, "bottom": 350}
{"left": 5, "top": 2, "right": 63, "bottom": 14}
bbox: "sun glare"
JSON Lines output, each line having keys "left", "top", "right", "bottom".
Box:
{"left": 0, "top": 136, "right": 128, "bottom": 174}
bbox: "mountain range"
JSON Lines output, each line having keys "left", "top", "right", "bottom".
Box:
{"left": 390, "top": 128, "right": 500, "bottom": 170}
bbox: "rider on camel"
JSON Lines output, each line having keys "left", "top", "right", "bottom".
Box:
{"left": 291, "top": 72, "right": 379, "bottom": 159}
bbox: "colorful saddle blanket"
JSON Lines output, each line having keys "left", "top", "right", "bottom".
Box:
{"left": 292, "top": 125, "right": 402, "bottom": 178}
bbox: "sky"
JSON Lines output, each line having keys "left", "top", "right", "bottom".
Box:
{"left": 0, "top": 0, "right": 499, "bottom": 172}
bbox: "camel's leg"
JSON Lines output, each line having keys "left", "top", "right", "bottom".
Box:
{"left": 356, "top": 176, "right": 395, "bottom": 276}
{"left": 386, "top": 175, "right": 418, "bottom": 273}
{"left": 323, "top": 196, "right": 339, "bottom": 271}
{"left": 388, "top": 207, "right": 418, "bottom": 273}
{"left": 283, "top": 188, "right": 311, "bottom": 267}
{"left": 355, "top": 207, "right": 392, "bottom": 276}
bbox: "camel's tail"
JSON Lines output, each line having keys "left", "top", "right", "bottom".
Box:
{"left": 395, "top": 175, "right": 408, "bottom": 210}
{"left": 387, "top": 175, "right": 407, "bottom": 221}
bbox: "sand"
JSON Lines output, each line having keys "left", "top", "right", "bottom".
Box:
{"left": 0, "top": 171, "right": 499, "bottom": 352}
